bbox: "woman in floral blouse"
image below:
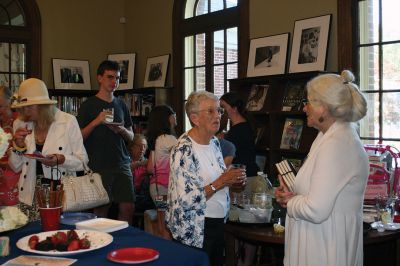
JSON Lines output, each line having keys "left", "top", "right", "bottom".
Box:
{"left": 166, "top": 91, "right": 246, "bottom": 266}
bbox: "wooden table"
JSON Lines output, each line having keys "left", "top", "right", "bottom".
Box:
{"left": 225, "top": 222, "right": 400, "bottom": 266}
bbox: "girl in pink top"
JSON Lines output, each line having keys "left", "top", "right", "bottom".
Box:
{"left": 146, "top": 105, "right": 177, "bottom": 202}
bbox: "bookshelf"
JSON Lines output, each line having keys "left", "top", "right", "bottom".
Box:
{"left": 228, "top": 72, "right": 321, "bottom": 182}
{"left": 48, "top": 87, "right": 172, "bottom": 134}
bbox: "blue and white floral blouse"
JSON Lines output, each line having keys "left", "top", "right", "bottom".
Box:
{"left": 165, "top": 132, "right": 227, "bottom": 248}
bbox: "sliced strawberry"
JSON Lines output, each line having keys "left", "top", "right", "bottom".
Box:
{"left": 67, "top": 239, "right": 80, "bottom": 251}
{"left": 79, "top": 237, "right": 91, "bottom": 249}
{"left": 28, "top": 235, "right": 39, "bottom": 249}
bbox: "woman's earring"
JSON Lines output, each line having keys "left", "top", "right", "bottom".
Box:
{"left": 318, "top": 116, "right": 324, "bottom": 123}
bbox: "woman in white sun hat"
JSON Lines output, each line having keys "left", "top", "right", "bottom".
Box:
{"left": 9, "top": 78, "right": 88, "bottom": 220}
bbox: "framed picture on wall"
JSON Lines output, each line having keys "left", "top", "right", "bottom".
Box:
{"left": 108, "top": 53, "right": 136, "bottom": 90}
{"left": 247, "top": 33, "right": 290, "bottom": 77}
{"left": 143, "top": 54, "right": 170, "bottom": 88}
{"left": 289, "top": 14, "right": 332, "bottom": 73}
{"left": 52, "top": 59, "right": 91, "bottom": 90}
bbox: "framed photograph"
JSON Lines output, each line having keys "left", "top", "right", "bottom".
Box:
{"left": 143, "top": 54, "right": 170, "bottom": 88}
{"left": 52, "top": 59, "right": 91, "bottom": 90}
{"left": 108, "top": 53, "right": 136, "bottom": 90}
{"left": 289, "top": 14, "right": 332, "bottom": 73}
{"left": 247, "top": 33, "right": 289, "bottom": 77}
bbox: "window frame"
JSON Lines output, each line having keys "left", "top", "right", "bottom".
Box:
{"left": 172, "top": 0, "right": 249, "bottom": 134}
{"left": 338, "top": 0, "right": 400, "bottom": 145}
{"left": 0, "top": 0, "right": 42, "bottom": 79}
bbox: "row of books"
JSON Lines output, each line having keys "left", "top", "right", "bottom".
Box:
{"left": 51, "top": 96, "right": 88, "bottom": 116}
{"left": 246, "top": 81, "right": 305, "bottom": 112}
{"left": 117, "top": 94, "right": 155, "bottom": 117}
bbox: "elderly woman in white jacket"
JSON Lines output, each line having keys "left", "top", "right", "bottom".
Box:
{"left": 9, "top": 78, "right": 88, "bottom": 220}
{"left": 275, "top": 70, "right": 369, "bottom": 266}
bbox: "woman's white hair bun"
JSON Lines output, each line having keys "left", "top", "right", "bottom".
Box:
{"left": 341, "top": 70, "right": 355, "bottom": 83}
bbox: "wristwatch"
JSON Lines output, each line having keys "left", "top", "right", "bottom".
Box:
{"left": 210, "top": 183, "right": 217, "bottom": 193}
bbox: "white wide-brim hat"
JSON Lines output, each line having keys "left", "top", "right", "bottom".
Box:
{"left": 11, "top": 78, "right": 57, "bottom": 108}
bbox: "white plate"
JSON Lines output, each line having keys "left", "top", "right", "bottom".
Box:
{"left": 104, "top": 121, "right": 124, "bottom": 126}
{"left": 16, "top": 230, "right": 113, "bottom": 256}
{"left": 371, "top": 222, "right": 400, "bottom": 231}
{"left": 23, "top": 153, "right": 45, "bottom": 160}
{"left": 75, "top": 218, "right": 128, "bottom": 233}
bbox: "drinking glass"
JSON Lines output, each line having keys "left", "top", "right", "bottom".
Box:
{"left": 103, "top": 108, "right": 114, "bottom": 123}
{"left": 375, "top": 195, "right": 395, "bottom": 232}
{"left": 231, "top": 164, "right": 246, "bottom": 190}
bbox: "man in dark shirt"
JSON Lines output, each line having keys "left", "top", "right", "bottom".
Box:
{"left": 77, "top": 60, "right": 135, "bottom": 224}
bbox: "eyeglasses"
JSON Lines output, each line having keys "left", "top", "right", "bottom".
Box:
{"left": 196, "top": 107, "right": 224, "bottom": 116}
{"left": 302, "top": 99, "right": 319, "bottom": 107}
{"left": 302, "top": 99, "right": 309, "bottom": 107}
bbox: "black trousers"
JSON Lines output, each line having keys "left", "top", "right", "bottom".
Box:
{"left": 203, "top": 217, "right": 225, "bottom": 266}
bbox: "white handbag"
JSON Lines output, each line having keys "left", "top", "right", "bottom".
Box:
{"left": 61, "top": 164, "right": 109, "bottom": 212}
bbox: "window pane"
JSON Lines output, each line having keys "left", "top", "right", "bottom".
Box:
{"left": 10, "top": 74, "right": 24, "bottom": 94}
{"left": 0, "top": 43, "right": 9, "bottom": 72}
{"left": 196, "top": 67, "right": 205, "bottom": 91}
{"left": 185, "top": 36, "right": 194, "bottom": 68}
{"left": 196, "top": 0, "right": 208, "bottom": 16}
{"left": 213, "top": 65, "right": 225, "bottom": 98}
{"left": 359, "top": 46, "right": 379, "bottom": 92}
{"left": 382, "top": 92, "right": 400, "bottom": 139}
{"left": 185, "top": 68, "right": 194, "bottom": 99}
{"left": 184, "top": 0, "right": 196, "bottom": 19}
{"left": 211, "top": 0, "right": 223, "bottom": 12}
{"left": 1, "top": 0, "right": 25, "bottom": 26}
{"left": 359, "top": 93, "right": 379, "bottom": 138}
{"left": 0, "top": 6, "right": 8, "bottom": 25}
{"left": 382, "top": 0, "right": 400, "bottom": 42}
{"left": 11, "top": 43, "right": 25, "bottom": 72}
{"left": 196, "top": 33, "right": 205, "bottom": 66}
{"left": 227, "top": 63, "right": 238, "bottom": 92}
{"left": 214, "top": 30, "right": 224, "bottom": 64}
{"left": 226, "top": 0, "right": 238, "bottom": 8}
{"left": 0, "top": 74, "right": 9, "bottom": 87}
{"left": 359, "top": 0, "right": 378, "bottom": 44}
{"left": 227, "top": 27, "right": 237, "bottom": 63}
{"left": 382, "top": 43, "right": 400, "bottom": 90}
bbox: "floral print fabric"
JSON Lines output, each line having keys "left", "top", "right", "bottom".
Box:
{"left": 166, "top": 132, "right": 226, "bottom": 248}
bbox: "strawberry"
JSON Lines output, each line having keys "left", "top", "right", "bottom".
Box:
{"left": 51, "top": 232, "right": 68, "bottom": 245}
{"left": 79, "top": 237, "right": 91, "bottom": 249}
{"left": 28, "top": 235, "right": 39, "bottom": 249}
{"left": 67, "top": 230, "right": 79, "bottom": 241}
{"left": 67, "top": 239, "right": 80, "bottom": 251}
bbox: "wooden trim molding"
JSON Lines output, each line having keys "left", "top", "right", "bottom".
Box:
{"left": 337, "top": 0, "right": 357, "bottom": 71}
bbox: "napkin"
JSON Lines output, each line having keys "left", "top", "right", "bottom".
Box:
{"left": 1, "top": 255, "right": 76, "bottom": 266}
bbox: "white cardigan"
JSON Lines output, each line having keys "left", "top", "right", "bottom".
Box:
{"left": 9, "top": 109, "right": 88, "bottom": 206}
{"left": 284, "top": 121, "right": 369, "bottom": 266}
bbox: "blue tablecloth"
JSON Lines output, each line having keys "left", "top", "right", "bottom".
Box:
{"left": 0, "top": 221, "right": 210, "bottom": 266}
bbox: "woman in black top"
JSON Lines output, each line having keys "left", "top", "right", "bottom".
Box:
{"left": 220, "top": 91, "right": 259, "bottom": 266}
{"left": 220, "top": 92, "right": 258, "bottom": 176}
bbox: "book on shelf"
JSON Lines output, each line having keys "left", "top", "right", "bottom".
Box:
{"left": 281, "top": 81, "right": 305, "bottom": 111}
{"left": 275, "top": 159, "right": 297, "bottom": 192}
{"left": 141, "top": 94, "right": 155, "bottom": 116}
{"left": 280, "top": 118, "right": 303, "bottom": 150}
{"left": 254, "top": 127, "right": 266, "bottom": 146}
{"left": 246, "top": 84, "right": 269, "bottom": 111}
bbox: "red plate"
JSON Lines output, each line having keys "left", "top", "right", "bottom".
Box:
{"left": 107, "top": 247, "right": 159, "bottom": 264}
{"left": 23, "top": 153, "right": 45, "bottom": 160}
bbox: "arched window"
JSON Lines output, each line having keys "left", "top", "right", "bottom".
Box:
{"left": 0, "top": 0, "right": 41, "bottom": 93}
{"left": 173, "top": 0, "right": 249, "bottom": 131}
